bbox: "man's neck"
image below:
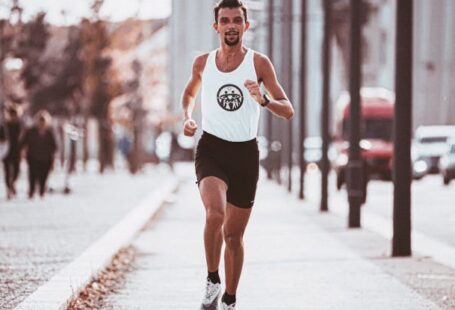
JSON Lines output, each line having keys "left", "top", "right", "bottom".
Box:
{"left": 218, "top": 44, "right": 246, "bottom": 59}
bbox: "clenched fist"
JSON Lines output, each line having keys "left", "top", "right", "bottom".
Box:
{"left": 183, "top": 118, "right": 198, "bottom": 137}
{"left": 244, "top": 79, "right": 264, "bottom": 105}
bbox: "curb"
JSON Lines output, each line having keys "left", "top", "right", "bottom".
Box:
{"left": 15, "top": 177, "right": 179, "bottom": 310}
{"left": 326, "top": 196, "right": 455, "bottom": 271}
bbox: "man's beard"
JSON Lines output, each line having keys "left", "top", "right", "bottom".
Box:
{"left": 224, "top": 36, "right": 240, "bottom": 46}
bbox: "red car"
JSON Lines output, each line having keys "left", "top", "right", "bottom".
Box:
{"left": 332, "top": 88, "right": 395, "bottom": 190}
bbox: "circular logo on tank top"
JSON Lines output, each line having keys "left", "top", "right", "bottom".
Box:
{"left": 217, "top": 84, "right": 244, "bottom": 112}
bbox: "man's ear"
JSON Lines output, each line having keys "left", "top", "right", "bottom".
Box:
{"left": 245, "top": 21, "right": 250, "bottom": 31}
{"left": 213, "top": 22, "right": 219, "bottom": 33}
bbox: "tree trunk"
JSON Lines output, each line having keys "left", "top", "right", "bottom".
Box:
{"left": 82, "top": 117, "right": 89, "bottom": 171}
{"left": 98, "top": 119, "right": 114, "bottom": 173}
{"left": 58, "top": 120, "right": 65, "bottom": 169}
{"left": 68, "top": 137, "right": 77, "bottom": 173}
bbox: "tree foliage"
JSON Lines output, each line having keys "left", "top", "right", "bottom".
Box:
{"left": 26, "top": 24, "right": 85, "bottom": 115}
{"left": 79, "top": 19, "right": 121, "bottom": 119}
{"left": 18, "top": 13, "right": 49, "bottom": 91}
{"left": 330, "top": 0, "right": 375, "bottom": 86}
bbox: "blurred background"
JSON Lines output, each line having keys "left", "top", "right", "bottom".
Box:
{"left": 1, "top": 1, "right": 455, "bottom": 309}
{"left": 1, "top": 0, "right": 454, "bottom": 183}
{"left": 0, "top": 0, "right": 175, "bottom": 179}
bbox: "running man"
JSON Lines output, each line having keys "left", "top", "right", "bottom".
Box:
{"left": 181, "top": 1, "right": 294, "bottom": 309}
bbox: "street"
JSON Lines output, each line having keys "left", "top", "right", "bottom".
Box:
{"left": 302, "top": 170, "right": 455, "bottom": 248}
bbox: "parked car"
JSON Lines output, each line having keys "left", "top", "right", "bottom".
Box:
{"left": 411, "top": 141, "right": 429, "bottom": 180}
{"left": 439, "top": 139, "right": 455, "bottom": 185}
{"left": 413, "top": 125, "right": 455, "bottom": 174}
{"left": 412, "top": 158, "right": 429, "bottom": 180}
{"left": 332, "top": 88, "right": 395, "bottom": 190}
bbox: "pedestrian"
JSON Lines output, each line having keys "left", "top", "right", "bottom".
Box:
{"left": 0, "top": 106, "right": 23, "bottom": 199}
{"left": 181, "top": 1, "right": 294, "bottom": 308}
{"left": 20, "top": 110, "right": 57, "bottom": 199}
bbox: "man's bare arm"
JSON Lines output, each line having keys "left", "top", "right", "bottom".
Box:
{"left": 255, "top": 54, "right": 294, "bottom": 120}
{"left": 181, "top": 54, "right": 208, "bottom": 136}
{"left": 181, "top": 54, "right": 208, "bottom": 121}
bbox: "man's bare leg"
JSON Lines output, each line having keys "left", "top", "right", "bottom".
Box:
{"left": 199, "top": 177, "right": 228, "bottom": 273}
{"left": 223, "top": 203, "right": 252, "bottom": 295}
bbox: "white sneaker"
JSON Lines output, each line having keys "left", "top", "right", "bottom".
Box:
{"left": 200, "top": 279, "right": 221, "bottom": 309}
{"left": 221, "top": 302, "right": 236, "bottom": 310}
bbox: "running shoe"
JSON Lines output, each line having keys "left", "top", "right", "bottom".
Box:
{"left": 200, "top": 279, "right": 221, "bottom": 309}
{"left": 221, "top": 302, "right": 236, "bottom": 310}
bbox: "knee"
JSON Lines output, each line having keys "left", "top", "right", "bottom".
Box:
{"left": 206, "top": 209, "right": 224, "bottom": 229}
{"left": 224, "top": 233, "right": 243, "bottom": 250}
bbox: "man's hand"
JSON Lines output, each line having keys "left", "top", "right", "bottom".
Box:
{"left": 244, "top": 79, "right": 264, "bottom": 105}
{"left": 183, "top": 118, "right": 198, "bottom": 137}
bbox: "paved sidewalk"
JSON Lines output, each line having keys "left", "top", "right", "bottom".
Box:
{"left": 0, "top": 163, "right": 173, "bottom": 310}
{"left": 105, "top": 168, "right": 440, "bottom": 310}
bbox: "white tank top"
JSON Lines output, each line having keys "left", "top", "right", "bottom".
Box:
{"left": 201, "top": 48, "right": 260, "bottom": 142}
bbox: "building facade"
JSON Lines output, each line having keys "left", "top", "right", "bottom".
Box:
{"left": 169, "top": 0, "right": 455, "bottom": 138}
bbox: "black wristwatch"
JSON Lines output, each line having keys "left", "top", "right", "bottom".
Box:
{"left": 261, "top": 93, "right": 271, "bottom": 107}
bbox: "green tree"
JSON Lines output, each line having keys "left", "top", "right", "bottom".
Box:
{"left": 80, "top": 16, "right": 121, "bottom": 173}
{"left": 0, "top": 0, "right": 24, "bottom": 117}
{"left": 18, "top": 12, "right": 51, "bottom": 113}
{"left": 24, "top": 24, "right": 84, "bottom": 116}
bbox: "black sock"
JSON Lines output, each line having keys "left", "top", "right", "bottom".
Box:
{"left": 207, "top": 270, "right": 220, "bottom": 284}
{"left": 222, "top": 292, "right": 236, "bottom": 305}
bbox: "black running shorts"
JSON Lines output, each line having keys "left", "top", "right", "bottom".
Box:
{"left": 195, "top": 131, "right": 260, "bottom": 209}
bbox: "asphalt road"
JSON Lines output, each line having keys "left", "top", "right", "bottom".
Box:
{"left": 302, "top": 170, "right": 455, "bottom": 248}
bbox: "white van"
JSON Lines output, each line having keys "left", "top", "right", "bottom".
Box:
{"left": 440, "top": 139, "right": 455, "bottom": 185}
{"left": 413, "top": 126, "right": 455, "bottom": 173}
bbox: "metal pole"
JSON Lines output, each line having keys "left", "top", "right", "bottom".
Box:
{"left": 347, "top": 0, "right": 363, "bottom": 228}
{"left": 286, "top": 0, "right": 293, "bottom": 193}
{"left": 299, "top": 0, "right": 307, "bottom": 200}
{"left": 392, "top": 0, "right": 413, "bottom": 257}
{"left": 320, "top": 0, "right": 332, "bottom": 212}
{"left": 266, "top": 0, "right": 274, "bottom": 180}
{"left": 278, "top": 2, "right": 286, "bottom": 186}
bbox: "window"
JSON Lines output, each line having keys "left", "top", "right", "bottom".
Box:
{"left": 419, "top": 137, "right": 448, "bottom": 144}
{"left": 342, "top": 118, "right": 393, "bottom": 141}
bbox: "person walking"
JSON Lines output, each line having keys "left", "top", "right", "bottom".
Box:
{"left": 0, "top": 107, "right": 23, "bottom": 199}
{"left": 21, "top": 111, "right": 57, "bottom": 199}
{"left": 181, "top": 1, "right": 294, "bottom": 308}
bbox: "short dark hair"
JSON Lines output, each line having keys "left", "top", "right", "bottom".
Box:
{"left": 214, "top": 0, "right": 248, "bottom": 23}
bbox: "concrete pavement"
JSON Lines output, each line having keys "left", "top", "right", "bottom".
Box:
{"left": 105, "top": 165, "right": 445, "bottom": 309}
{"left": 298, "top": 169, "right": 455, "bottom": 273}
{"left": 0, "top": 163, "right": 174, "bottom": 310}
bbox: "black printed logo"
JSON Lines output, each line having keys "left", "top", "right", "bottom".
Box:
{"left": 217, "top": 84, "right": 244, "bottom": 112}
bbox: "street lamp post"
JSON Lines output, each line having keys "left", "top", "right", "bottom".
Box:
{"left": 392, "top": 0, "right": 413, "bottom": 257}
{"left": 320, "top": 0, "right": 332, "bottom": 212}
{"left": 347, "top": 0, "right": 363, "bottom": 228}
{"left": 298, "top": 0, "right": 307, "bottom": 200}
{"left": 266, "top": 0, "right": 274, "bottom": 180}
{"left": 285, "top": 0, "right": 293, "bottom": 193}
